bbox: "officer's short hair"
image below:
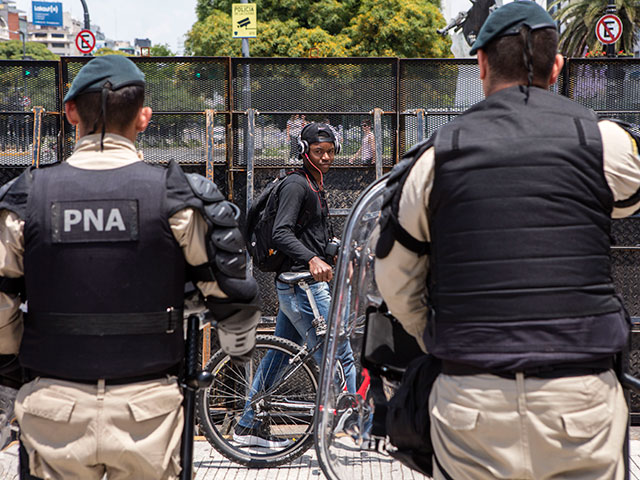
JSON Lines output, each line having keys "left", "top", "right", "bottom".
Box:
{"left": 484, "top": 27, "right": 558, "bottom": 87}
{"left": 74, "top": 85, "right": 145, "bottom": 132}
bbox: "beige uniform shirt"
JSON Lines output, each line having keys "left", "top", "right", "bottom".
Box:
{"left": 375, "top": 120, "right": 640, "bottom": 352}
{"left": 0, "top": 133, "right": 227, "bottom": 354}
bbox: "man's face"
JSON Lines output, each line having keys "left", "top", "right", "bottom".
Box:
{"left": 306, "top": 141, "right": 335, "bottom": 174}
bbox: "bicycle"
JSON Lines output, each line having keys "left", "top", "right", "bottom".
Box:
{"left": 195, "top": 271, "right": 352, "bottom": 467}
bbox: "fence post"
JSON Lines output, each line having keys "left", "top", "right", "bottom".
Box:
{"left": 245, "top": 108, "right": 256, "bottom": 276}
{"left": 246, "top": 108, "right": 256, "bottom": 211}
{"left": 416, "top": 108, "right": 425, "bottom": 144}
{"left": 31, "top": 107, "right": 44, "bottom": 168}
{"left": 373, "top": 108, "right": 383, "bottom": 179}
{"left": 205, "top": 109, "right": 216, "bottom": 181}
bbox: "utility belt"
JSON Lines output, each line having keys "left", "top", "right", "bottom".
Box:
{"left": 25, "top": 364, "right": 181, "bottom": 386}
{"left": 25, "top": 308, "right": 183, "bottom": 335}
{"left": 441, "top": 357, "right": 614, "bottom": 380}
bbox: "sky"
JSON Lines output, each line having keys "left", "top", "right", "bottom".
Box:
{"left": 12, "top": 0, "right": 198, "bottom": 53}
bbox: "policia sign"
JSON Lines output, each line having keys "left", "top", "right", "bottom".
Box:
{"left": 232, "top": 3, "right": 257, "bottom": 38}
{"left": 51, "top": 199, "right": 139, "bottom": 243}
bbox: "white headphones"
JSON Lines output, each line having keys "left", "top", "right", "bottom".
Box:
{"left": 297, "top": 123, "right": 342, "bottom": 156}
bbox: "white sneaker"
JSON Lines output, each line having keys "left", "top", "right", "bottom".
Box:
{"left": 233, "top": 424, "right": 292, "bottom": 448}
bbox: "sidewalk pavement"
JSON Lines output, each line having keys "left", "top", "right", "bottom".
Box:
{"left": 0, "top": 437, "right": 326, "bottom": 480}
{"left": 0, "top": 434, "right": 640, "bottom": 479}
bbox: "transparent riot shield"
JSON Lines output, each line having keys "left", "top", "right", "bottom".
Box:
{"left": 314, "top": 176, "right": 428, "bottom": 480}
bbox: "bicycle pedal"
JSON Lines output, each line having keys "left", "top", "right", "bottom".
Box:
{"left": 312, "top": 317, "right": 327, "bottom": 336}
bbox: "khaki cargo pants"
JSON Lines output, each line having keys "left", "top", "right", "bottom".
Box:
{"left": 15, "top": 376, "right": 184, "bottom": 480}
{"left": 430, "top": 370, "right": 628, "bottom": 480}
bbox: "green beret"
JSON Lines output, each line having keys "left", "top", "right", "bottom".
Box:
{"left": 469, "top": 1, "right": 556, "bottom": 55}
{"left": 63, "top": 55, "right": 145, "bottom": 103}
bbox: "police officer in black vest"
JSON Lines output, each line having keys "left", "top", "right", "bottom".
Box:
{"left": 0, "top": 55, "right": 260, "bottom": 479}
{"left": 375, "top": 3, "right": 640, "bottom": 478}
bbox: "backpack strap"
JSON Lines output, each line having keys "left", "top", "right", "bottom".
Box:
{"left": 375, "top": 135, "right": 435, "bottom": 259}
{"left": 279, "top": 169, "right": 314, "bottom": 233}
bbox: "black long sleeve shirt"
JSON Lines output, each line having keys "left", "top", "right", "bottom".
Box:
{"left": 272, "top": 167, "right": 330, "bottom": 274}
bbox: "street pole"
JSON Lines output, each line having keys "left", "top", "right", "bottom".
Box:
{"left": 10, "top": 30, "right": 26, "bottom": 59}
{"left": 239, "top": 0, "right": 253, "bottom": 275}
{"left": 241, "top": 0, "right": 250, "bottom": 58}
{"left": 606, "top": 0, "right": 617, "bottom": 57}
{"left": 79, "top": 0, "right": 90, "bottom": 30}
{"left": 19, "top": 30, "right": 25, "bottom": 59}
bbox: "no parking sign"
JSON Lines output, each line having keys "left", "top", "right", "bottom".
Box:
{"left": 595, "top": 14, "right": 622, "bottom": 45}
{"left": 75, "top": 29, "right": 96, "bottom": 54}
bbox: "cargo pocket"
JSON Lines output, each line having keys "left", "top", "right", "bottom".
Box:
{"left": 168, "top": 453, "right": 182, "bottom": 479}
{"left": 432, "top": 402, "right": 479, "bottom": 431}
{"left": 22, "top": 387, "right": 76, "bottom": 423}
{"left": 561, "top": 402, "right": 611, "bottom": 439}
{"left": 128, "top": 383, "right": 183, "bottom": 422}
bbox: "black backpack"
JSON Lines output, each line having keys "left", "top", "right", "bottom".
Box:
{"left": 245, "top": 170, "right": 307, "bottom": 272}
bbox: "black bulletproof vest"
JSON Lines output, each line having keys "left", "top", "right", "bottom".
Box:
{"left": 21, "top": 162, "right": 186, "bottom": 380}
{"left": 426, "top": 86, "right": 628, "bottom": 370}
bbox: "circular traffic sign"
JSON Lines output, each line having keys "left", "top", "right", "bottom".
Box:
{"left": 595, "top": 14, "right": 622, "bottom": 45}
{"left": 21, "top": 96, "right": 31, "bottom": 108}
{"left": 75, "top": 29, "right": 96, "bottom": 54}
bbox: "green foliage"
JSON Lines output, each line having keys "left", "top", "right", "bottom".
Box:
{"left": 347, "top": 0, "right": 451, "bottom": 57}
{"left": 250, "top": 20, "right": 351, "bottom": 57}
{"left": 150, "top": 44, "right": 175, "bottom": 56}
{"left": 186, "top": 11, "right": 242, "bottom": 56}
{"left": 196, "top": 0, "right": 217, "bottom": 21}
{"left": 550, "top": 0, "right": 640, "bottom": 56}
{"left": 94, "top": 47, "right": 130, "bottom": 56}
{"left": 0, "top": 40, "right": 58, "bottom": 60}
{"left": 186, "top": 0, "right": 451, "bottom": 58}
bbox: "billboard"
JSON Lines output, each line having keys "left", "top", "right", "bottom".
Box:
{"left": 32, "top": 1, "right": 63, "bottom": 27}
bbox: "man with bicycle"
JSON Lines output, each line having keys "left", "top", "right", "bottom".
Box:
{"left": 375, "top": 2, "right": 640, "bottom": 479}
{"left": 234, "top": 122, "right": 358, "bottom": 447}
{"left": 0, "top": 55, "right": 260, "bottom": 479}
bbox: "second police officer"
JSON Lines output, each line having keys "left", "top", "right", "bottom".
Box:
{"left": 375, "top": 3, "right": 640, "bottom": 479}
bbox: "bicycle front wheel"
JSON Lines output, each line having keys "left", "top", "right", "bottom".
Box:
{"left": 196, "top": 334, "right": 320, "bottom": 467}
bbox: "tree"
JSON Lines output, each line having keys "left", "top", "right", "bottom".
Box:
{"left": 0, "top": 40, "right": 58, "bottom": 60}
{"left": 347, "top": 0, "right": 451, "bottom": 57}
{"left": 550, "top": 0, "right": 640, "bottom": 56}
{"left": 150, "top": 43, "right": 175, "bottom": 56}
{"left": 185, "top": 0, "right": 451, "bottom": 58}
{"left": 93, "top": 47, "right": 130, "bottom": 56}
{"left": 185, "top": 10, "right": 240, "bottom": 56}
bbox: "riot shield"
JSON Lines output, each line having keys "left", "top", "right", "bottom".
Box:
{"left": 313, "top": 176, "right": 428, "bottom": 480}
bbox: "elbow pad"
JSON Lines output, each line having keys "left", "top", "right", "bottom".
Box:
{"left": 183, "top": 172, "right": 257, "bottom": 299}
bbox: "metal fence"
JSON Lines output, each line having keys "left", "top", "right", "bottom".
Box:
{"left": 3, "top": 56, "right": 640, "bottom": 406}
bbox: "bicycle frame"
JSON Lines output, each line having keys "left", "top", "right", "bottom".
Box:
{"left": 243, "top": 274, "right": 345, "bottom": 424}
{"left": 246, "top": 338, "right": 323, "bottom": 411}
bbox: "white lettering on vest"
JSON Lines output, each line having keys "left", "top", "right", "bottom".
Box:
{"left": 104, "top": 209, "right": 126, "bottom": 231}
{"left": 63, "top": 208, "right": 126, "bottom": 232}
{"left": 63, "top": 209, "right": 82, "bottom": 232}
{"left": 84, "top": 208, "right": 103, "bottom": 231}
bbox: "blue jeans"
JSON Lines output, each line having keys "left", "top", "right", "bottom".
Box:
{"left": 238, "top": 281, "right": 357, "bottom": 429}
